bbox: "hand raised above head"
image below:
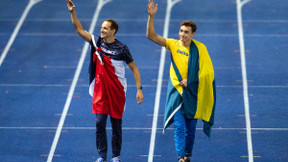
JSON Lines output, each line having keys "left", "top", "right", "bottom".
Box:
{"left": 147, "top": 0, "right": 158, "bottom": 16}
{"left": 66, "top": 0, "right": 75, "bottom": 12}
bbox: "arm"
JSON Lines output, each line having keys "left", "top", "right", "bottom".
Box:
{"left": 127, "top": 61, "right": 144, "bottom": 104}
{"left": 66, "top": 0, "right": 91, "bottom": 43}
{"left": 146, "top": 0, "right": 166, "bottom": 47}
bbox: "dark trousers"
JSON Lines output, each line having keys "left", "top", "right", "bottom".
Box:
{"left": 96, "top": 114, "right": 122, "bottom": 159}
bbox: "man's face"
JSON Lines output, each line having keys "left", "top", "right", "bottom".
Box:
{"left": 179, "top": 25, "right": 195, "bottom": 43}
{"left": 100, "top": 21, "right": 115, "bottom": 39}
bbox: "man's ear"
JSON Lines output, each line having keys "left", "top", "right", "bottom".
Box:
{"left": 112, "top": 29, "right": 116, "bottom": 35}
{"left": 192, "top": 32, "right": 196, "bottom": 37}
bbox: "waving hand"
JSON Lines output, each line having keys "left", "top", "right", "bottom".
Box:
{"left": 147, "top": 0, "right": 158, "bottom": 16}
{"left": 66, "top": 0, "right": 75, "bottom": 12}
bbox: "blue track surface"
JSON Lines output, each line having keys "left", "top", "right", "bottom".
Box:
{"left": 0, "top": 0, "right": 287, "bottom": 161}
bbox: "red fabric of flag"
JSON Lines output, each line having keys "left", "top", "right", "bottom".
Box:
{"left": 92, "top": 53, "right": 126, "bottom": 119}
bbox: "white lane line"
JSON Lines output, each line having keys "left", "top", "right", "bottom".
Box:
{"left": 0, "top": 0, "right": 42, "bottom": 67}
{"left": 148, "top": 0, "right": 181, "bottom": 162}
{"left": 1, "top": 83, "right": 288, "bottom": 89}
{"left": 236, "top": 0, "right": 254, "bottom": 162}
{"left": 2, "top": 33, "right": 288, "bottom": 37}
{"left": 1, "top": 127, "right": 288, "bottom": 131}
{"left": 46, "top": 0, "right": 112, "bottom": 161}
{"left": 2, "top": 18, "right": 288, "bottom": 23}
{"left": 0, "top": 84, "right": 157, "bottom": 88}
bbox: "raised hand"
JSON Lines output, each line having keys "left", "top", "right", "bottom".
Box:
{"left": 147, "top": 0, "right": 158, "bottom": 16}
{"left": 66, "top": 0, "right": 75, "bottom": 12}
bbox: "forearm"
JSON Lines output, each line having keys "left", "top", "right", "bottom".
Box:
{"left": 132, "top": 67, "right": 142, "bottom": 88}
{"left": 69, "top": 10, "right": 91, "bottom": 42}
{"left": 146, "top": 15, "right": 166, "bottom": 46}
{"left": 133, "top": 68, "right": 143, "bottom": 101}
{"left": 70, "top": 10, "right": 83, "bottom": 33}
{"left": 128, "top": 61, "right": 143, "bottom": 104}
{"left": 146, "top": 15, "right": 156, "bottom": 39}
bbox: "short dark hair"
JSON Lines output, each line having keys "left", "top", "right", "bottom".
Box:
{"left": 180, "top": 20, "right": 197, "bottom": 33}
{"left": 105, "top": 19, "right": 119, "bottom": 35}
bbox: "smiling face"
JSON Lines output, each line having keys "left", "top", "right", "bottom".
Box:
{"left": 179, "top": 25, "right": 195, "bottom": 44}
{"left": 100, "top": 21, "right": 115, "bottom": 40}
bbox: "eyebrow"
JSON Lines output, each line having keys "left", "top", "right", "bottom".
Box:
{"left": 180, "top": 29, "right": 189, "bottom": 33}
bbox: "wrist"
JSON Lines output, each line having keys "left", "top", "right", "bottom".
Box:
{"left": 137, "top": 86, "right": 142, "bottom": 90}
{"left": 149, "top": 15, "right": 155, "bottom": 19}
{"left": 69, "top": 8, "right": 75, "bottom": 13}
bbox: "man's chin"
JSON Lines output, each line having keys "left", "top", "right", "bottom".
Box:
{"left": 180, "top": 38, "right": 188, "bottom": 42}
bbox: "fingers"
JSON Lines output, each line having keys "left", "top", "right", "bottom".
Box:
{"left": 148, "top": 0, "right": 157, "bottom": 8}
{"left": 66, "top": 0, "right": 74, "bottom": 6}
{"left": 66, "top": 0, "right": 75, "bottom": 12}
{"left": 136, "top": 94, "right": 144, "bottom": 104}
{"left": 137, "top": 99, "right": 143, "bottom": 104}
{"left": 138, "top": 96, "right": 143, "bottom": 104}
{"left": 66, "top": 0, "right": 72, "bottom": 5}
{"left": 137, "top": 97, "right": 141, "bottom": 104}
{"left": 179, "top": 81, "right": 187, "bottom": 88}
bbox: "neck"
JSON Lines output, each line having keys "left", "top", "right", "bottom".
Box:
{"left": 104, "top": 37, "right": 115, "bottom": 44}
{"left": 181, "top": 39, "right": 192, "bottom": 47}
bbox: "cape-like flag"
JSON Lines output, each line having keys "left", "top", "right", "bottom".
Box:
{"left": 89, "top": 37, "right": 126, "bottom": 119}
{"left": 163, "top": 39, "right": 216, "bottom": 137}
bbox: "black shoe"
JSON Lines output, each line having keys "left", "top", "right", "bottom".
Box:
{"left": 184, "top": 157, "right": 190, "bottom": 162}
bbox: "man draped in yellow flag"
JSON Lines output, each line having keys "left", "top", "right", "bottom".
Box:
{"left": 146, "top": 1, "right": 216, "bottom": 162}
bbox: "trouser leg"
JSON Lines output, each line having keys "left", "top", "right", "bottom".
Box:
{"left": 110, "top": 117, "right": 122, "bottom": 157}
{"left": 184, "top": 118, "right": 197, "bottom": 157}
{"left": 174, "top": 109, "right": 186, "bottom": 159}
{"left": 96, "top": 114, "right": 108, "bottom": 159}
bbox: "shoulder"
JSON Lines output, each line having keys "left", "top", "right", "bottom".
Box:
{"left": 192, "top": 39, "right": 206, "bottom": 48}
{"left": 165, "top": 38, "right": 179, "bottom": 49}
{"left": 114, "top": 39, "right": 126, "bottom": 47}
{"left": 113, "top": 40, "right": 133, "bottom": 63}
{"left": 93, "top": 35, "right": 100, "bottom": 40}
{"left": 90, "top": 35, "right": 103, "bottom": 47}
{"left": 166, "top": 38, "right": 178, "bottom": 44}
{"left": 114, "top": 40, "right": 131, "bottom": 53}
{"left": 191, "top": 39, "right": 209, "bottom": 55}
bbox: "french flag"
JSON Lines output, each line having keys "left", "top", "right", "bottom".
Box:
{"left": 89, "top": 36, "right": 126, "bottom": 119}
